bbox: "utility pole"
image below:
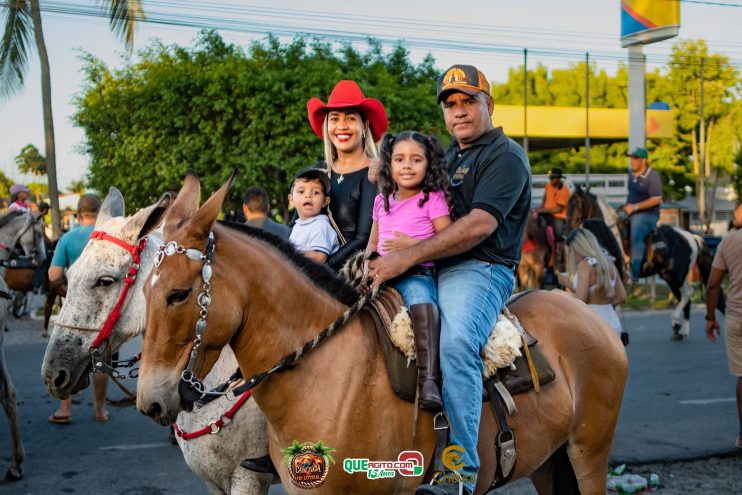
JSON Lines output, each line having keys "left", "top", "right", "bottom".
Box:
{"left": 585, "top": 52, "right": 590, "bottom": 188}
{"left": 523, "top": 48, "right": 528, "bottom": 154}
{"left": 699, "top": 57, "right": 706, "bottom": 231}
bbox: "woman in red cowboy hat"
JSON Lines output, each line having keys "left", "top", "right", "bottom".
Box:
{"left": 306, "top": 80, "right": 388, "bottom": 270}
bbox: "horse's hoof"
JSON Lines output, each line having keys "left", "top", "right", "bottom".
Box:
{"left": 5, "top": 468, "right": 23, "bottom": 481}
{"left": 670, "top": 334, "right": 684, "bottom": 341}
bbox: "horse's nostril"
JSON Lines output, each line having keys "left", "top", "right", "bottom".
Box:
{"left": 144, "top": 402, "right": 162, "bottom": 419}
{"left": 52, "top": 370, "right": 68, "bottom": 389}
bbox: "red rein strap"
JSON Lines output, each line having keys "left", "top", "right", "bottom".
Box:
{"left": 88, "top": 231, "right": 148, "bottom": 349}
{"left": 173, "top": 390, "right": 252, "bottom": 440}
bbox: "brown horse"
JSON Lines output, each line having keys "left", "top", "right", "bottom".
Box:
{"left": 517, "top": 215, "right": 553, "bottom": 291}
{"left": 137, "top": 173, "right": 628, "bottom": 495}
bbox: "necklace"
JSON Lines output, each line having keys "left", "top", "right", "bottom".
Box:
{"left": 336, "top": 173, "right": 344, "bottom": 184}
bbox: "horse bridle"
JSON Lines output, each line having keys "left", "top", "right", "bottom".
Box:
{"left": 54, "top": 230, "right": 148, "bottom": 399}
{"left": 155, "top": 230, "right": 378, "bottom": 408}
{"left": 0, "top": 213, "right": 44, "bottom": 261}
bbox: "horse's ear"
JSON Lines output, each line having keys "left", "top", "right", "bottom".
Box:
{"left": 189, "top": 170, "right": 237, "bottom": 238}
{"left": 120, "top": 193, "right": 172, "bottom": 244}
{"left": 165, "top": 170, "right": 201, "bottom": 229}
{"left": 96, "top": 187, "right": 126, "bottom": 227}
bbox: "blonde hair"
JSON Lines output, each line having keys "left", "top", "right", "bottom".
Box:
{"left": 322, "top": 110, "right": 378, "bottom": 173}
{"left": 565, "top": 227, "right": 615, "bottom": 298}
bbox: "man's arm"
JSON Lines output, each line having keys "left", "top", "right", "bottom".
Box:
{"left": 48, "top": 265, "right": 64, "bottom": 283}
{"left": 705, "top": 266, "right": 726, "bottom": 343}
{"left": 367, "top": 209, "right": 497, "bottom": 287}
{"left": 624, "top": 196, "right": 661, "bottom": 215}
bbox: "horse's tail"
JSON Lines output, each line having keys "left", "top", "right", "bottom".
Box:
{"left": 696, "top": 237, "right": 726, "bottom": 314}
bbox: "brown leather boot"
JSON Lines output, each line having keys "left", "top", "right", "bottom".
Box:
{"left": 410, "top": 303, "right": 443, "bottom": 411}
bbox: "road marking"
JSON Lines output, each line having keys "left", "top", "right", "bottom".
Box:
{"left": 99, "top": 442, "right": 172, "bottom": 451}
{"left": 679, "top": 398, "right": 736, "bottom": 405}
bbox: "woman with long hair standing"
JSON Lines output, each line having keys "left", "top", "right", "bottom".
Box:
{"left": 559, "top": 227, "right": 627, "bottom": 338}
{"left": 306, "top": 80, "right": 388, "bottom": 270}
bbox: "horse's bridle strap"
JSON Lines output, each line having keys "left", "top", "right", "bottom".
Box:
{"left": 89, "top": 230, "right": 141, "bottom": 256}
{"left": 88, "top": 233, "right": 148, "bottom": 349}
{"left": 173, "top": 389, "right": 252, "bottom": 440}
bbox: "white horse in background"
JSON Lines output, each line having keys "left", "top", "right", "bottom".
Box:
{"left": 40, "top": 188, "right": 271, "bottom": 495}
{"left": 0, "top": 210, "right": 48, "bottom": 480}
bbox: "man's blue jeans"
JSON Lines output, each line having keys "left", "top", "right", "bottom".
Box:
{"left": 437, "top": 260, "right": 515, "bottom": 491}
{"left": 629, "top": 211, "right": 659, "bottom": 280}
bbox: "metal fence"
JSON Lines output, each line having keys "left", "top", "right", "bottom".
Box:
{"left": 531, "top": 173, "right": 628, "bottom": 208}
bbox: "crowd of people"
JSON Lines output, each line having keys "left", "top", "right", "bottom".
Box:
{"left": 3, "top": 63, "right": 741, "bottom": 495}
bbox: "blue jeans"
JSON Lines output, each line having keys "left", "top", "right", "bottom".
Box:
{"left": 393, "top": 267, "right": 437, "bottom": 306}
{"left": 630, "top": 211, "right": 659, "bottom": 280}
{"left": 437, "top": 260, "right": 515, "bottom": 490}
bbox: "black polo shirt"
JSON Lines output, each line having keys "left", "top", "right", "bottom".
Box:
{"left": 444, "top": 127, "right": 531, "bottom": 269}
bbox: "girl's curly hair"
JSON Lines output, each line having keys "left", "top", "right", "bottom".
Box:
{"left": 377, "top": 131, "right": 452, "bottom": 213}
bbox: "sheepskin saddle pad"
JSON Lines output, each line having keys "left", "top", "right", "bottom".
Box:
{"left": 363, "top": 288, "right": 555, "bottom": 404}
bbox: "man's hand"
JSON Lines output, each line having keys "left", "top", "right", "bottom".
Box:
{"left": 623, "top": 203, "right": 636, "bottom": 215}
{"left": 367, "top": 158, "right": 381, "bottom": 184}
{"left": 382, "top": 232, "right": 419, "bottom": 253}
{"left": 706, "top": 319, "right": 721, "bottom": 343}
{"left": 367, "top": 251, "right": 413, "bottom": 288}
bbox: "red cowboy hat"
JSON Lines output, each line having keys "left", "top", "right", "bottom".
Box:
{"left": 307, "top": 80, "right": 388, "bottom": 141}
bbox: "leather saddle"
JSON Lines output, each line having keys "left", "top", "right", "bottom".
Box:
{"left": 362, "top": 289, "right": 556, "bottom": 404}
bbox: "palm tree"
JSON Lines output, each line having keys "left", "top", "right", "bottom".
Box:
{"left": 14, "top": 143, "right": 46, "bottom": 176}
{"left": 67, "top": 179, "right": 87, "bottom": 195}
{"left": 1, "top": 1, "right": 144, "bottom": 239}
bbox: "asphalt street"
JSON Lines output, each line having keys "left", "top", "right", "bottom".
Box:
{"left": 0, "top": 296, "right": 738, "bottom": 494}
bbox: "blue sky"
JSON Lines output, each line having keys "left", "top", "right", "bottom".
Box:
{"left": 1, "top": 0, "right": 740, "bottom": 190}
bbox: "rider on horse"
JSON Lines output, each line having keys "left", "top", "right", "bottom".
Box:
{"left": 369, "top": 64, "right": 531, "bottom": 495}
{"left": 620, "top": 147, "right": 662, "bottom": 283}
{"left": 532, "top": 167, "right": 569, "bottom": 269}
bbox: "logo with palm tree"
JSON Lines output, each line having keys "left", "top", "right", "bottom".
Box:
{"left": 282, "top": 440, "right": 336, "bottom": 489}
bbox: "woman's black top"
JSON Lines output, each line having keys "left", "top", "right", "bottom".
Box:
{"left": 326, "top": 167, "right": 377, "bottom": 270}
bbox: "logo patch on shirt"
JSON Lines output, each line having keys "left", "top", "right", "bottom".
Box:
{"left": 452, "top": 164, "right": 470, "bottom": 185}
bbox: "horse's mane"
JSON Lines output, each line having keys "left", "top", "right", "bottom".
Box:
{"left": 0, "top": 211, "right": 23, "bottom": 229}
{"left": 218, "top": 220, "right": 359, "bottom": 307}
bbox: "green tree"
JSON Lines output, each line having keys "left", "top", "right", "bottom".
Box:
{"left": 1, "top": 0, "right": 145, "bottom": 238}
{"left": 66, "top": 179, "right": 87, "bottom": 195}
{"left": 74, "top": 32, "right": 443, "bottom": 216}
{"left": 14, "top": 143, "right": 46, "bottom": 175}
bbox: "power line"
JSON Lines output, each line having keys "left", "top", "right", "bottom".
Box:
{"left": 4, "top": 1, "right": 741, "bottom": 72}
{"left": 679, "top": 0, "right": 742, "bottom": 6}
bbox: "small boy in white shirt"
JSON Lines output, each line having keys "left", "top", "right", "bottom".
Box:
{"left": 288, "top": 168, "right": 339, "bottom": 263}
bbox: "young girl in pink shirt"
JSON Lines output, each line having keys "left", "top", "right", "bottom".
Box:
{"left": 366, "top": 131, "right": 452, "bottom": 410}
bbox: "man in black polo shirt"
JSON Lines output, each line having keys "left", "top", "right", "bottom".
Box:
{"left": 368, "top": 64, "right": 531, "bottom": 495}
{"left": 621, "top": 147, "right": 662, "bottom": 282}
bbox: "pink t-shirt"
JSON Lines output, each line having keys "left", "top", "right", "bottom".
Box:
{"left": 372, "top": 190, "right": 450, "bottom": 262}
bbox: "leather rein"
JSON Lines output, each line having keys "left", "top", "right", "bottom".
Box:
{"left": 155, "top": 231, "right": 378, "bottom": 409}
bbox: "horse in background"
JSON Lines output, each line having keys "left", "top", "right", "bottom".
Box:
{"left": 518, "top": 214, "right": 555, "bottom": 290}
{"left": 0, "top": 211, "right": 46, "bottom": 481}
{"left": 626, "top": 221, "right": 725, "bottom": 340}
{"left": 41, "top": 189, "right": 272, "bottom": 495}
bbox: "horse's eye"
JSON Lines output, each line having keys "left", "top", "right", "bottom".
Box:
{"left": 167, "top": 289, "right": 192, "bottom": 305}
{"left": 94, "top": 276, "right": 116, "bottom": 288}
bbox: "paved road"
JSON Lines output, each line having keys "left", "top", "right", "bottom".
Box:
{"left": 0, "top": 297, "right": 737, "bottom": 494}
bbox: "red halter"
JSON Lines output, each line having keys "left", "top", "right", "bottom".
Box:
{"left": 87, "top": 230, "right": 148, "bottom": 349}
